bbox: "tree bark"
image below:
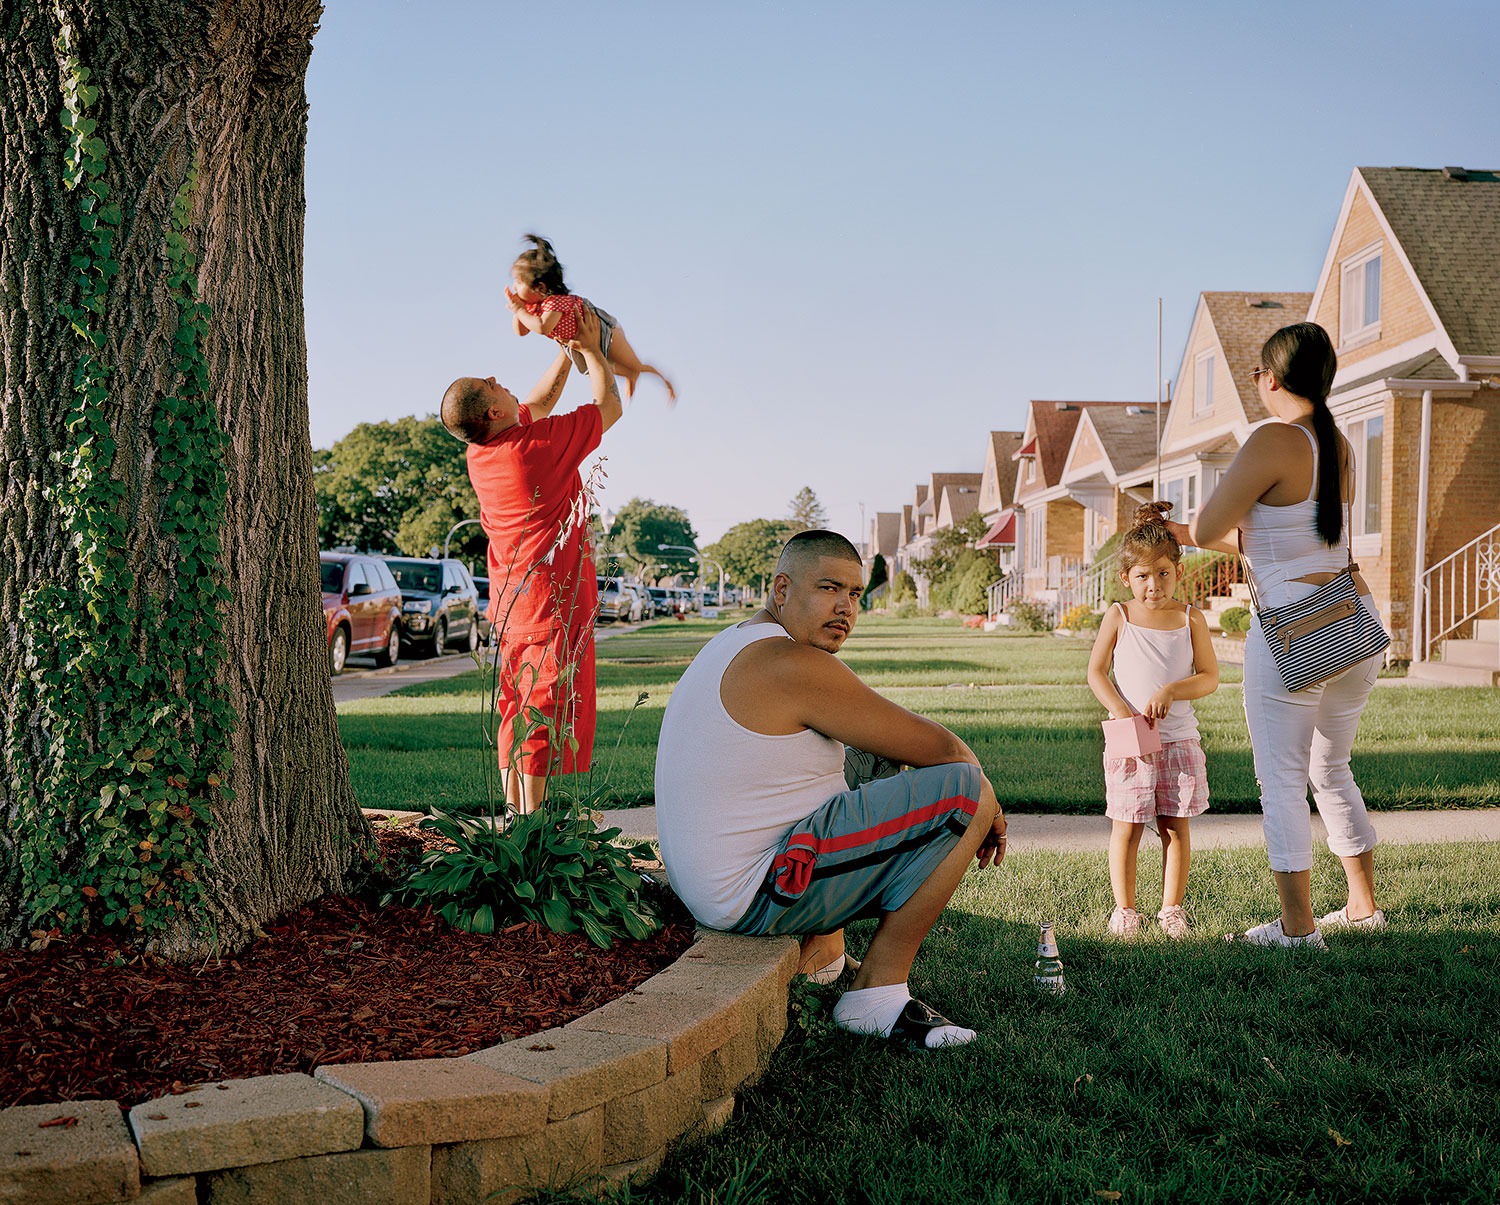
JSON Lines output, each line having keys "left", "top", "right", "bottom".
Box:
{"left": 0, "top": 0, "right": 368, "bottom": 956}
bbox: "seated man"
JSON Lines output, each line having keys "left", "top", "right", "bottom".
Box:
{"left": 655, "top": 530, "right": 1006, "bottom": 1049}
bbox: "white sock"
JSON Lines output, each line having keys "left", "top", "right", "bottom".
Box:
{"left": 832, "top": 984, "right": 976, "bottom": 1049}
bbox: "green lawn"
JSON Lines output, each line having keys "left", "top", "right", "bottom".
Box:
{"left": 624, "top": 840, "right": 1500, "bottom": 1205}
{"left": 338, "top": 616, "right": 1500, "bottom": 814}
{"left": 338, "top": 616, "right": 1500, "bottom": 1203}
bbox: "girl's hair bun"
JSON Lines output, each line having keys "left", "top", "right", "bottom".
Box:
{"left": 1132, "top": 500, "right": 1173, "bottom": 529}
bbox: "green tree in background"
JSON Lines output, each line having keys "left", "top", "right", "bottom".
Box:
{"left": 910, "top": 512, "right": 990, "bottom": 585}
{"left": 703, "top": 517, "right": 799, "bottom": 596}
{"left": 314, "top": 417, "right": 485, "bottom": 560}
{"left": 787, "top": 485, "right": 828, "bottom": 531}
{"left": 601, "top": 497, "right": 698, "bottom": 578}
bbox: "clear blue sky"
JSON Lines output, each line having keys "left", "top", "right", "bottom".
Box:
{"left": 303, "top": 0, "right": 1499, "bottom": 547}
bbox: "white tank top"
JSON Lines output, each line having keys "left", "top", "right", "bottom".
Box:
{"left": 1110, "top": 602, "right": 1200, "bottom": 744}
{"left": 1240, "top": 423, "right": 1348, "bottom": 595}
{"left": 654, "top": 621, "right": 848, "bottom": 929}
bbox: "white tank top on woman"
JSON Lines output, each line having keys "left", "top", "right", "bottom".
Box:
{"left": 1110, "top": 603, "right": 1200, "bottom": 745}
{"left": 1239, "top": 423, "right": 1349, "bottom": 597}
{"left": 654, "top": 621, "right": 849, "bottom": 930}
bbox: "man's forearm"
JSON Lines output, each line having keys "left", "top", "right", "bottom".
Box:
{"left": 523, "top": 354, "right": 572, "bottom": 416}
{"left": 583, "top": 347, "right": 623, "bottom": 432}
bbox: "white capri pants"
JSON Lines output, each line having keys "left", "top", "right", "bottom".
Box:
{"left": 1243, "top": 588, "right": 1383, "bottom": 873}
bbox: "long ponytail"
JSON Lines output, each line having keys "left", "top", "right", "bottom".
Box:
{"left": 1260, "top": 322, "right": 1342, "bottom": 545}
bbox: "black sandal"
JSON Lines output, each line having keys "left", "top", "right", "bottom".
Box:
{"left": 887, "top": 998, "right": 964, "bottom": 1050}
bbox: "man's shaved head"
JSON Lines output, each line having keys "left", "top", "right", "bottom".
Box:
{"left": 776, "top": 529, "right": 863, "bottom": 578}
{"left": 441, "top": 377, "right": 493, "bottom": 442}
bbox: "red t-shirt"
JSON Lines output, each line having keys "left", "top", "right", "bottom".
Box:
{"left": 466, "top": 404, "right": 602, "bottom": 637}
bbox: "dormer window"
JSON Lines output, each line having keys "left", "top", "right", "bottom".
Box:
{"left": 1340, "top": 244, "right": 1382, "bottom": 346}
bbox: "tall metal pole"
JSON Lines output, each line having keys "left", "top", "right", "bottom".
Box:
{"left": 1155, "top": 297, "right": 1163, "bottom": 500}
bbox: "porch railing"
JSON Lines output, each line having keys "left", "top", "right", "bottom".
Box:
{"left": 1178, "top": 552, "right": 1243, "bottom": 609}
{"left": 986, "top": 568, "right": 1025, "bottom": 621}
{"left": 1422, "top": 522, "right": 1500, "bottom": 663}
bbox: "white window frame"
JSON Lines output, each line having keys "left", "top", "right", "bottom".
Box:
{"left": 1026, "top": 507, "right": 1046, "bottom": 572}
{"left": 1342, "top": 410, "right": 1384, "bottom": 555}
{"left": 1339, "top": 242, "right": 1382, "bottom": 349}
{"left": 1192, "top": 350, "right": 1216, "bottom": 418}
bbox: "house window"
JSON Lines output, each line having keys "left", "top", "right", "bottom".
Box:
{"left": 1026, "top": 508, "right": 1045, "bottom": 571}
{"left": 1347, "top": 414, "right": 1384, "bottom": 536}
{"left": 1162, "top": 475, "right": 1199, "bottom": 530}
{"left": 1340, "top": 246, "right": 1382, "bottom": 344}
{"left": 1193, "top": 351, "right": 1215, "bottom": 417}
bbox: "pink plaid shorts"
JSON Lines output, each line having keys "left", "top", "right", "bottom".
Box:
{"left": 1104, "top": 738, "right": 1210, "bottom": 823}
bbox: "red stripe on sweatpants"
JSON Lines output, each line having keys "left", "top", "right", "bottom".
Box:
{"left": 784, "top": 792, "right": 978, "bottom": 857}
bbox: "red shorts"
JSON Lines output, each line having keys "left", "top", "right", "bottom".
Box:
{"left": 496, "top": 622, "right": 595, "bottom": 776}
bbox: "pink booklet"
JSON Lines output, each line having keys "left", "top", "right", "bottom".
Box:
{"left": 1101, "top": 714, "right": 1161, "bottom": 759}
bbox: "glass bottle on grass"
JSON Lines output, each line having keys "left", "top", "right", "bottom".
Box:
{"left": 1034, "top": 921, "right": 1065, "bottom": 995}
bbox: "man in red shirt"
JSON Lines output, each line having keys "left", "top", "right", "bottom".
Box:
{"left": 441, "top": 310, "right": 621, "bottom": 813}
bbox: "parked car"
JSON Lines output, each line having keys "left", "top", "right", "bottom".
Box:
{"left": 384, "top": 556, "right": 482, "bottom": 657}
{"left": 596, "top": 576, "right": 632, "bottom": 623}
{"left": 472, "top": 575, "right": 493, "bottom": 644}
{"left": 648, "top": 587, "right": 677, "bottom": 617}
{"left": 618, "top": 579, "right": 648, "bottom": 623}
{"left": 321, "top": 552, "right": 403, "bottom": 675}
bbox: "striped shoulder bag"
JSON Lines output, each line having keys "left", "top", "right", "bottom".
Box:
{"left": 1239, "top": 503, "right": 1390, "bottom": 692}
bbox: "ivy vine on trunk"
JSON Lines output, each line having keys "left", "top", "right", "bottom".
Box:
{"left": 0, "top": 1, "right": 369, "bottom": 957}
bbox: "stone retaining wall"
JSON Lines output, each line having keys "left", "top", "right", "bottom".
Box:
{"left": 0, "top": 931, "right": 798, "bottom": 1205}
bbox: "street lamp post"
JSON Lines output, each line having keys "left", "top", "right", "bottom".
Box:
{"left": 443, "top": 518, "right": 483, "bottom": 561}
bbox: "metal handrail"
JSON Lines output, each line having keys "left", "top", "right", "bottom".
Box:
{"left": 1422, "top": 522, "right": 1500, "bottom": 662}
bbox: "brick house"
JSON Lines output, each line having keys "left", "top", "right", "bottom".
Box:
{"left": 905, "top": 472, "right": 983, "bottom": 606}
{"left": 975, "top": 430, "right": 1024, "bottom": 574}
{"left": 1118, "top": 291, "right": 1314, "bottom": 528}
{"left": 1012, "top": 400, "right": 1147, "bottom": 600}
{"left": 1303, "top": 166, "right": 1500, "bottom": 678}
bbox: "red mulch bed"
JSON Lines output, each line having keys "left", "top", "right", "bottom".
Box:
{"left": 0, "top": 824, "right": 694, "bottom": 1109}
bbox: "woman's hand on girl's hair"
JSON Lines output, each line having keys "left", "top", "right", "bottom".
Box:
{"left": 1166, "top": 521, "right": 1192, "bottom": 546}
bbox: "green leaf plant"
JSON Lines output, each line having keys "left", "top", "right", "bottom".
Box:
{"left": 5, "top": 11, "right": 232, "bottom": 944}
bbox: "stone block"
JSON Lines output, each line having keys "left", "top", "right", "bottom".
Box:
{"left": 599, "top": 1146, "right": 665, "bottom": 1189}
{"left": 430, "top": 1106, "right": 601, "bottom": 1205}
{"left": 108, "top": 1179, "right": 198, "bottom": 1205}
{"left": 633, "top": 956, "right": 784, "bottom": 1016}
{"left": 315, "top": 1057, "right": 547, "bottom": 1147}
{"left": 0, "top": 1100, "right": 138, "bottom": 1205}
{"left": 697, "top": 1019, "right": 762, "bottom": 1101}
{"left": 128, "top": 1074, "right": 363, "bottom": 1177}
{"left": 701, "top": 1094, "right": 736, "bottom": 1137}
{"left": 468, "top": 1027, "right": 666, "bottom": 1121}
{"left": 571, "top": 989, "right": 738, "bottom": 1075}
{"left": 201, "top": 1144, "right": 428, "bottom": 1205}
{"left": 680, "top": 932, "right": 799, "bottom": 982}
{"left": 602, "top": 1065, "right": 701, "bottom": 1165}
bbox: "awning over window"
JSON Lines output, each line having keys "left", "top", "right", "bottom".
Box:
{"left": 975, "top": 509, "right": 1017, "bottom": 548}
{"left": 1011, "top": 437, "right": 1037, "bottom": 460}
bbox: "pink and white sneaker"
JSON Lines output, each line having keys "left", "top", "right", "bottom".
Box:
{"left": 1108, "top": 906, "right": 1141, "bottom": 938}
{"left": 1157, "top": 904, "right": 1190, "bottom": 939}
{"left": 1317, "top": 907, "right": 1387, "bottom": 931}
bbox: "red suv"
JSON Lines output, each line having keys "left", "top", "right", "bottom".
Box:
{"left": 321, "top": 553, "right": 403, "bottom": 675}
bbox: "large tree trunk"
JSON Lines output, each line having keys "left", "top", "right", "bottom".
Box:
{"left": 0, "top": 0, "right": 368, "bottom": 956}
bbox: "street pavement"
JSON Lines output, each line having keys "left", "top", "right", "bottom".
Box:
{"left": 597, "top": 803, "right": 1500, "bottom": 852}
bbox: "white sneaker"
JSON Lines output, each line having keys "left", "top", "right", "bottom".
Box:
{"left": 1108, "top": 906, "right": 1141, "bottom": 938}
{"left": 1317, "top": 907, "right": 1387, "bottom": 931}
{"left": 1232, "top": 918, "right": 1328, "bottom": 949}
{"left": 1157, "top": 904, "right": 1190, "bottom": 939}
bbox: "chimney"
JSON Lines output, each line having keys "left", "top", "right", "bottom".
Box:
{"left": 1443, "top": 166, "right": 1470, "bottom": 181}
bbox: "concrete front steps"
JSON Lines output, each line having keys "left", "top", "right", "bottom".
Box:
{"left": 1409, "top": 619, "right": 1500, "bottom": 686}
{"left": 0, "top": 924, "right": 798, "bottom": 1205}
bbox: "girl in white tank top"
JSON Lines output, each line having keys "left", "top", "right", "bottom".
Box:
{"left": 1087, "top": 503, "right": 1221, "bottom": 940}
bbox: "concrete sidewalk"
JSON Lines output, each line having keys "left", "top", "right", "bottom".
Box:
{"left": 597, "top": 804, "right": 1500, "bottom": 852}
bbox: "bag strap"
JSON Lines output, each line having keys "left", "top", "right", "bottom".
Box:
{"left": 1238, "top": 527, "right": 1263, "bottom": 614}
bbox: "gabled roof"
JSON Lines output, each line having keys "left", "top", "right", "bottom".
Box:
{"left": 1200, "top": 291, "right": 1315, "bottom": 423}
{"left": 1357, "top": 167, "right": 1500, "bottom": 356}
{"left": 870, "top": 512, "right": 901, "bottom": 559}
{"left": 937, "top": 483, "right": 982, "bottom": 528}
{"left": 1080, "top": 406, "right": 1161, "bottom": 480}
{"left": 1022, "top": 401, "right": 1141, "bottom": 489}
{"left": 980, "top": 431, "right": 1024, "bottom": 512}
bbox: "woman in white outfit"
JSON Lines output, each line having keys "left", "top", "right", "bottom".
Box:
{"left": 1170, "top": 322, "right": 1386, "bottom": 947}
